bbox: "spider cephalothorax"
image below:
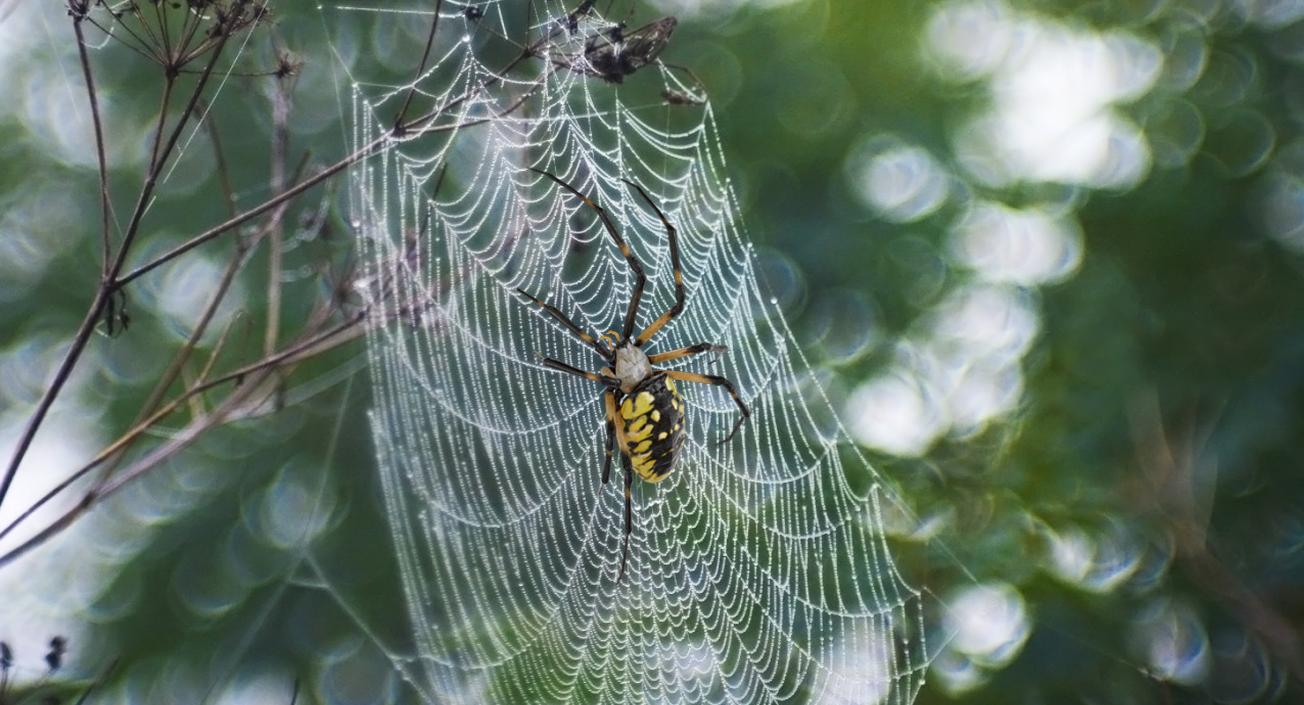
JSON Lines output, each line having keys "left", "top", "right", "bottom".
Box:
{"left": 610, "top": 340, "right": 652, "bottom": 392}
{"left": 515, "top": 169, "right": 748, "bottom": 580}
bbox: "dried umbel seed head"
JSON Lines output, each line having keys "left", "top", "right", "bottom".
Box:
{"left": 45, "top": 636, "right": 67, "bottom": 673}
{"left": 273, "top": 50, "right": 304, "bottom": 80}
{"left": 66, "top": 0, "right": 91, "bottom": 19}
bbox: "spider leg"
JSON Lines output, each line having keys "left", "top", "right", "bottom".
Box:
{"left": 516, "top": 288, "right": 611, "bottom": 359}
{"left": 662, "top": 369, "right": 750, "bottom": 443}
{"left": 622, "top": 179, "right": 685, "bottom": 346}
{"left": 602, "top": 389, "right": 628, "bottom": 485}
{"left": 540, "top": 357, "right": 621, "bottom": 387}
{"left": 648, "top": 343, "right": 727, "bottom": 365}
{"left": 602, "top": 389, "right": 634, "bottom": 581}
{"left": 532, "top": 168, "right": 647, "bottom": 341}
{"left": 601, "top": 416, "right": 615, "bottom": 486}
{"left": 619, "top": 455, "right": 633, "bottom": 581}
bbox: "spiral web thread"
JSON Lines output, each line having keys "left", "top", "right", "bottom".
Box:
{"left": 334, "top": 2, "right": 927, "bottom": 702}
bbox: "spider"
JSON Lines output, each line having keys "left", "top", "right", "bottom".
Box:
{"left": 516, "top": 170, "right": 750, "bottom": 580}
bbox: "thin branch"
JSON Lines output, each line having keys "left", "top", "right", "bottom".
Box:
{"left": 0, "top": 282, "right": 101, "bottom": 512}
{"left": 128, "top": 23, "right": 234, "bottom": 262}
{"left": 215, "top": 313, "right": 366, "bottom": 385}
{"left": 1128, "top": 395, "right": 1304, "bottom": 683}
{"left": 125, "top": 245, "right": 247, "bottom": 450}
{"left": 0, "top": 375, "right": 258, "bottom": 571}
{"left": 72, "top": 657, "right": 119, "bottom": 705}
{"left": 0, "top": 22, "right": 236, "bottom": 512}
{"left": 71, "top": 12, "right": 113, "bottom": 277}
{"left": 147, "top": 74, "right": 177, "bottom": 177}
{"left": 176, "top": 66, "right": 295, "bottom": 78}
{"left": 0, "top": 312, "right": 365, "bottom": 556}
{"left": 174, "top": 3, "right": 207, "bottom": 65}
{"left": 152, "top": 0, "right": 171, "bottom": 61}
{"left": 129, "top": 5, "right": 168, "bottom": 65}
{"left": 200, "top": 98, "right": 238, "bottom": 218}
{"left": 91, "top": 152, "right": 315, "bottom": 502}
{"left": 118, "top": 60, "right": 543, "bottom": 288}
{"left": 394, "top": 0, "right": 444, "bottom": 131}
{"left": 198, "top": 313, "right": 242, "bottom": 385}
{"left": 85, "top": 15, "right": 165, "bottom": 66}
{"left": 1, "top": 4, "right": 531, "bottom": 517}
{"left": 265, "top": 68, "right": 292, "bottom": 356}
{"left": 117, "top": 146, "right": 372, "bottom": 288}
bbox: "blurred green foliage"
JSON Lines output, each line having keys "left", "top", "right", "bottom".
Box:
{"left": 2, "top": 0, "right": 1303, "bottom": 703}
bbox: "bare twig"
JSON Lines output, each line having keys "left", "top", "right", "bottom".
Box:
{"left": 0, "top": 312, "right": 366, "bottom": 567}
{"left": 266, "top": 60, "right": 293, "bottom": 356}
{"left": 117, "top": 145, "right": 373, "bottom": 288}
{"left": 0, "top": 380, "right": 257, "bottom": 571}
{"left": 72, "top": 657, "right": 119, "bottom": 705}
{"left": 118, "top": 66, "right": 542, "bottom": 287}
{"left": 394, "top": 0, "right": 444, "bottom": 131}
{"left": 146, "top": 74, "right": 177, "bottom": 177}
{"left": 197, "top": 313, "right": 243, "bottom": 386}
{"left": 126, "top": 244, "right": 247, "bottom": 446}
{"left": 200, "top": 98, "right": 239, "bottom": 218}
{"left": 71, "top": 10, "right": 113, "bottom": 278}
{"left": 0, "top": 15, "right": 239, "bottom": 511}
{"left": 86, "top": 15, "right": 163, "bottom": 65}
{"left": 1128, "top": 394, "right": 1304, "bottom": 682}
{"left": 1, "top": 0, "right": 546, "bottom": 547}
{"left": 79, "top": 157, "right": 318, "bottom": 523}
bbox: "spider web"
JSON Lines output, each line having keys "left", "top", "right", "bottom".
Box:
{"left": 329, "top": 2, "right": 928, "bottom": 703}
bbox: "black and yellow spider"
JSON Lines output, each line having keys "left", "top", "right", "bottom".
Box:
{"left": 516, "top": 169, "right": 749, "bottom": 580}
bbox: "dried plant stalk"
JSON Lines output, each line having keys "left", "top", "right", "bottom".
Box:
{"left": 0, "top": 0, "right": 546, "bottom": 569}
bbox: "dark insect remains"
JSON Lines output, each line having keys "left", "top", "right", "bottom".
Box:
{"left": 573, "top": 16, "right": 678, "bottom": 83}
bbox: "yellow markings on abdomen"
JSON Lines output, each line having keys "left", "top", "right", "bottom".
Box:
{"left": 619, "top": 377, "right": 685, "bottom": 483}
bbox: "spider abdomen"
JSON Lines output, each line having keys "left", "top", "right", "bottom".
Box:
{"left": 619, "top": 373, "right": 685, "bottom": 483}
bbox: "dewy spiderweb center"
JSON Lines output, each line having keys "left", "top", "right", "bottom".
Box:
{"left": 339, "top": 2, "right": 927, "bottom": 703}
